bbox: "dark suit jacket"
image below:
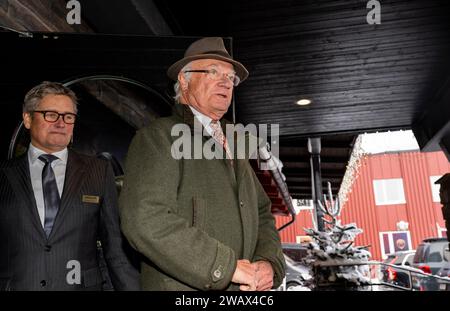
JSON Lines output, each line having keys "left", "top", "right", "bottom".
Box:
{"left": 0, "top": 150, "right": 140, "bottom": 291}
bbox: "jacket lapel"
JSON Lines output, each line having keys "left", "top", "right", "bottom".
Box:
{"left": 179, "top": 104, "right": 238, "bottom": 185}
{"left": 48, "top": 150, "right": 86, "bottom": 240}
{"left": 4, "top": 155, "right": 47, "bottom": 239}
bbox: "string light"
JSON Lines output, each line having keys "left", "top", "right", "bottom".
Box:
{"left": 338, "top": 135, "right": 367, "bottom": 207}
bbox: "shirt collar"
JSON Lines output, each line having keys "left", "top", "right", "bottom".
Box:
{"left": 28, "top": 143, "right": 68, "bottom": 165}
{"left": 188, "top": 106, "right": 214, "bottom": 130}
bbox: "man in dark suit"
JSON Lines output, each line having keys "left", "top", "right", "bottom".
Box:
{"left": 0, "top": 81, "right": 140, "bottom": 291}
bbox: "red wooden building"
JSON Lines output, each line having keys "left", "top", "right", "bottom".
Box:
{"left": 276, "top": 150, "right": 450, "bottom": 260}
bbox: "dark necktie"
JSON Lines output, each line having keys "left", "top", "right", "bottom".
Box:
{"left": 38, "top": 154, "right": 61, "bottom": 238}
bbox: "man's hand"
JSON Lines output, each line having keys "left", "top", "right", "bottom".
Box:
{"left": 232, "top": 259, "right": 257, "bottom": 291}
{"left": 253, "top": 261, "right": 274, "bottom": 291}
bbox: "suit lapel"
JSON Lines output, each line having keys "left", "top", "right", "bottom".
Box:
{"left": 49, "top": 150, "right": 86, "bottom": 240}
{"left": 4, "top": 155, "right": 47, "bottom": 239}
{"left": 179, "top": 103, "right": 239, "bottom": 186}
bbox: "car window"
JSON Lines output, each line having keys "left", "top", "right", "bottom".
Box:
{"left": 404, "top": 253, "right": 414, "bottom": 265}
{"left": 413, "top": 240, "right": 449, "bottom": 265}
{"left": 413, "top": 245, "right": 426, "bottom": 263}
{"left": 425, "top": 241, "right": 448, "bottom": 263}
{"left": 393, "top": 255, "right": 403, "bottom": 265}
{"left": 282, "top": 246, "right": 307, "bottom": 262}
{"left": 383, "top": 254, "right": 396, "bottom": 264}
{"left": 427, "top": 251, "right": 442, "bottom": 263}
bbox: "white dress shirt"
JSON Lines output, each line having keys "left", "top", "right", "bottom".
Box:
{"left": 189, "top": 105, "right": 235, "bottom": 161}
{"left": 28, "top": 144, "right": 68, "bottom": 227}
{"left": 189, "top": 105, "right": 216, "bottom": 136}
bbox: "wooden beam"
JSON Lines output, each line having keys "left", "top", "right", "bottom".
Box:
{"left": 130, "top": 0, "right": 172, "bottom": 35}
{"left": 0, "top": 0, "right": 93, "bottom": 32}
{"left": 78, "top": 80, "right": 160, "bottom": 129}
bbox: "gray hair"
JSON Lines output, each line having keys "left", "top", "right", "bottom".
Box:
{"left": 173, "top": 63, "right": 193, "bottom": 103}
{"left": 23, "top": 81, "right": 78, "bottom": 114}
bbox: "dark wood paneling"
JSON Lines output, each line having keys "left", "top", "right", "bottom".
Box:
{"left": 155, "top": 0, "right": 450, "bottom": 198}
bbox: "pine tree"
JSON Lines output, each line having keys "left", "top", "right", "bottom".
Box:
{"left": 303, "top": 182, "right": 371, "bottom": 288}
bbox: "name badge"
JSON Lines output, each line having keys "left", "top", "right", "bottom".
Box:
{"left": 82, "top": 195, "right": 100, "bottom": 204}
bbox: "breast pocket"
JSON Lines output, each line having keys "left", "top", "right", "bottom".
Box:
{"left": 82, "top": 267, "right": 103, "bottom": 290}
{"left": 81, "top": 194, "right": 101, "bottom": 214}
{"left": 81, "top": 202, "right": 100, "bottom": 218}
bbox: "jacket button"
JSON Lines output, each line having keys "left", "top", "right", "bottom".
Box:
{"left": 240, "top": 201, "right": 244, "bottom": 207}
{"left": 213, "top": 269, "right": 222, "bottom": 278}
{"left": 40, "top": 280, "right": 47, "bottom": 287}
{"left": 44, "top": 245, "right": 51, "bottom": 252}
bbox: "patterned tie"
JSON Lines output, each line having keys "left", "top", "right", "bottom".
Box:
{"left": 210, "top": 120, "right": 233, "bottom": 161}
{"left": 38, "top": 154, "right": 61, "bottom": 238}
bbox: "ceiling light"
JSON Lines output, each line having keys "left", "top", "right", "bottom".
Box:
{"left": 296, "top": 99, "right": 311, "bottom": 106}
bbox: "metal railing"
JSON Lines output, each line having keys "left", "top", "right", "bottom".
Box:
{"left": 278, "top": 260, "right": 450, "bottom": 291}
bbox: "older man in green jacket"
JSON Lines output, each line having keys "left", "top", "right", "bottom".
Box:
{"left": 119, "top": 37, "right": 285, "bottom": 291}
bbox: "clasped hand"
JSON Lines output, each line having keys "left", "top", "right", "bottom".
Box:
{"left": 231, "top": 259, "right": 274, "bottom": 291}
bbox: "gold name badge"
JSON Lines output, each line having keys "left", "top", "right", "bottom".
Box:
{"left": 82, "top": 195, "right": 100, "bottom": 204}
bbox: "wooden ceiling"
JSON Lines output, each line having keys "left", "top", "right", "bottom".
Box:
{"left": 154, "top": 0, "right": 450, "bottom": 198}
{"left": 156, "top": 0, "right": 450, "bottom": 134}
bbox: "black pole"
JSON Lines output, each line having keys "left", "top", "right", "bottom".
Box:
{"left": 308, "top": 137, "right": 325, "bottom": 231}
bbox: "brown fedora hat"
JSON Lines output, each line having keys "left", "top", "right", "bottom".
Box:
{"left": 167, "top": 37, "right": 249, "bottom": 83}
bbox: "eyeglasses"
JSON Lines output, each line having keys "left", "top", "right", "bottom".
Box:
{"left": 33, "top": 110, "right": 77, "bottom": 124}
{"left": 184, "top": 68, "right": 241, "bottom": 86}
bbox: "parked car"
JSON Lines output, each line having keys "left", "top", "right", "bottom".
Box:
{"left": 412, "top": 237, "right": 450, "bottom": 290}
{"left": 381, "top": 250, "right": 416, "bottom": 288}
{"left": 281, "top": 243, "right": 312, "bottom": 290}
{"left": 435, "top": 261, "right": 450, "bottom": 291}
{"left": 435, "top": 245, "right": 450, "bottom": 291}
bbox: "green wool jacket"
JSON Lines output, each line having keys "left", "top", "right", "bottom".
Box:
{"left": 119, "top": 104, "right": 285, "bottom": 291}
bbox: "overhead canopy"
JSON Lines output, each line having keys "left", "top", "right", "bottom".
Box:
{"left": 1, "top": 0, "right": 449, "bottom": 202}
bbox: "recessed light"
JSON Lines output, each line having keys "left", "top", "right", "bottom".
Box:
{"left": 296, "top": 99, "right": 311, "bottom": 106}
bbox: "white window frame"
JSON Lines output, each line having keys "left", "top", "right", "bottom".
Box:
{"left": 373, "top": 178, "right": 406, "bottom": 206}
{"left": 379, "top": 231, "right": 413, "bottom": 260}
{"left": 430, "top": 176, "right": 442, "bottom": 203}
{"left": 437, "top": 223, "right": 447, "bottom": 238}
{"left": 293, "top": 199, "right": 313, "bottom": 213}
